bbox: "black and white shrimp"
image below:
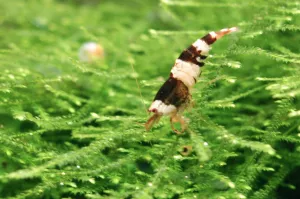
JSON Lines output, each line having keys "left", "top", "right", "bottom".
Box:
{"left": 145, "top": 27, "right": 237, "bottom": 133}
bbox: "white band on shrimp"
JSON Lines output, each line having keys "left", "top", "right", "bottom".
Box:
{"left": 149, "top": 100, "right": 177, "bottom": 115}
{"left": 192, "top": 39, "right": 210, "bottom": 55}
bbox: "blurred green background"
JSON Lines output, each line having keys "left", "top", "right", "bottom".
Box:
{"left": 1, "top": 0, "right": 300, "bottom": 198}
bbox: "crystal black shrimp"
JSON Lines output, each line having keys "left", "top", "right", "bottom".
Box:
{"left": 145, "top": 27, "right": 237, "bottom": 134}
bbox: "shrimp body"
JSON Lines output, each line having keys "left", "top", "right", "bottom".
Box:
{"left": 146, "top": 27, "right": 237, "bottom": 133}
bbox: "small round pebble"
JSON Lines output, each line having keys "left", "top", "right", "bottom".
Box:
{"left": 78, "top": 42, "right": 104, "bottom": 62}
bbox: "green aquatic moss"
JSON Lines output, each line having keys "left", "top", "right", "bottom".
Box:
{"left": 1, "top": 0, "right": 300, "bottom": 198}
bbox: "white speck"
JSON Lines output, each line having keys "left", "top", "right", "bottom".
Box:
{"left": 60, "top": 182, "right": 64, "bottom": 186}
{"left": 44, "top": 84, "right": 51, "bottom": 90}
{"left": 149, "top": 29, "right": 157, "bottom": 35}
{"left": 61, "top": 172, "right": 66, "bottom": 175}
{"left": 148, "top": 182, "right": 153, "bottom": 187}
{"left": 90, "top": 112, "right": 100, "bottom": 118}
{"left": 204, "top": 142, "right": 208, "bottom": 146}
{"left": 8, "top": 74, "right": 15, "bottom": 79}
{"left": 185, "top": 176, "right": 189, "bottom": 179}
{"left": 89, "top": 178, "right": 96, "bottom": 184}
{"left": 173, "top": 155, "right": 182, "bottom": 160}
{"left": 289, "top": 92, "right": 295, "bottom": 97}
{"left": 99, "top": 175, "right": 105, "bottom": 179}
{"left": 228, "top": 79, "right": 236, "bottom": 83}
{"left": 76, "top": 165, "right": 80, "bottom": 169}
{"left": 15, "top": 115, "right": 25, "bottom": 121}
{"left": 228, "top": 181, "right": 235, "bottom": 188}
{"left": 228, "top": 62, "right": 241, "bottom": 69}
